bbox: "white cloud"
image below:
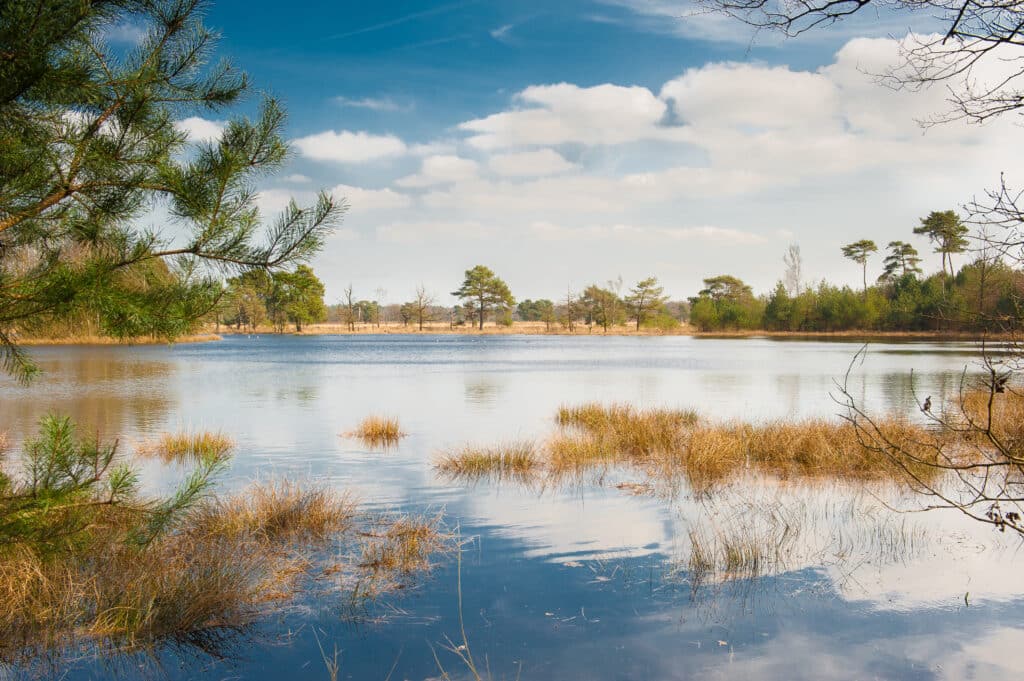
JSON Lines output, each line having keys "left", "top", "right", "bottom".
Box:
{"left": 396, "top": 155, "right": 479, "bottom": 187}
{"left": 529, "top": 221, "right": 767, "bottom": 244}
{"left": 292, "top": 130, "right": 407, "bottom": 163}
{"left": 376, "top": 220, "right": 493, "bottom": 243}
{"left": 329, "top": 184, "right": 412, "bottom": 212}
{"left": 490, "top": 24, "right": 514, "bottom": 41}
{"left": 333, "top": 96, "right": 406, "bottom": 112}
{"left": 104, "top": 21, "right": 147, "bottom": 45}
{"left": 458, "top": 83, "right": 683, "bottom": 149}
{"left": 256, "top": 185, "right": 411, "bottom": 218}
{"left": 174, "top": 117, "right": 225, "bottom": 143}
{"left": 281, "top": 174, "right": 311, "bottom": 183}
{"left": 488, "top": 149, "right": 578, "bottom": 177}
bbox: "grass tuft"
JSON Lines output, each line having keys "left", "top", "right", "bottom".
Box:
{"left": 137, "top": 430, "right": 234, "bottom": 463}
{"left": 346, "top": 416, "right": 405, "bottom": 449}
{"left": 435, "top": 441, "right": 539, "bottom": 481}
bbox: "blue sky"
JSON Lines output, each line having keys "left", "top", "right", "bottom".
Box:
{"left": 168, "top": 1, "right": 1023, "bottom": 304}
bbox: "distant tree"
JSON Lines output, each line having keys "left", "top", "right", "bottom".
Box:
{"left": 914, "top": 210, "right": 970, "bottom": 279}
{"left": 276, "top": 265, "right": 326, "bottom": 332}
{"left": 879, "top": 241, "right": 923, "bottom": 283}
{"left": 559, "top": 285, "right": 580, "bottom": 332}
{"left": 690, "top": 275, "right": 763, "bottom": 331}
{"left": 340, "top": 284, "right": 356, "bottom": 331}
{"left": 398, "top": 302, "right": 415, "bottom": 327}
{"left": 374, "top": 287, "right": 388, "bottom": 327}
{"left": 625, "top": 277, "right": 669, "bottom": 330}
{"left": 582, "top": 284, "right": 626, "bottom": 331}
{"left": 841, "top": 240, "right": 879, "bottom": 296}
{"left": 411, "top": 285, "right": 435, "bottom": 331}
{"left": 783, "top": 243, "right": 803, "bottom": 296}
{"left": 452, "top": 266, "right": 515, "bottom": 330}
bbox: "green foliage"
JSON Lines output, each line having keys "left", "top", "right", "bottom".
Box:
{"left": 581, "top": 285, "right": 626, "bottom": 331}
{"left": 689, "top": 275, "right": 763, "bottom": 331}
{"left": 841, "top": 239, "right": 879, "bottom": 294}
{"left": 625, "top": 277, "right": 668, "bottom": 330}
{"left": 452, "top": 265, "right": 515, "bottom": 330}
{"left": 223, "top": 265, "right": 326, "bottom": 332}
{"left": 914, "top": 210, "right": 969, "bottom": 277}
{"left": 879, "top": 241, "right": 923, "bottom": 282}
{"left": 1, "top": 415, "right": 224, "bottom": 556}
{"left": 517, "top": 299, "right": 555, "bottom": 322}
{"left": 0, "top": 0, "right": 343, "bottom": 380}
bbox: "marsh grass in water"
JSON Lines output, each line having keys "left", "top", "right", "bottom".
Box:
{"left": 346, "top": 416, "right": 405, "bottom": 449}
{"left": 439, "top": 402, "right": 942, "bottom": 491}
{"left": 435, "top": 441, "right": 540, "bottom": 482}
{"left": 136, "top": 430, "right": 234, "bottom": 463}
{"left": 0, "top": 417, "right": 448, "bottom": 669}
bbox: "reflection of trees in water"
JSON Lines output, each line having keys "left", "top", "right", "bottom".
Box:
{"left": 878, "top": 371, "right": 962, "bottom": 416}
{"left": 464, "top": 375, "right": 504, "bottom": 406}
{"left": 0, "top": 353, "right": 176, "bottom": 441}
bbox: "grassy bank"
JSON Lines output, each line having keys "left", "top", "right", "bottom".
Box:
{"left": 17, "top": 333, "right": 222, "bottom": 347}
{"left": 218, "top": 321, "right": 1005, "bottom": 341}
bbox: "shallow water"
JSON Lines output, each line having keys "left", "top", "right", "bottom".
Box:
{"left": 2, "top": 335, "right": 1021, "bottom": 680}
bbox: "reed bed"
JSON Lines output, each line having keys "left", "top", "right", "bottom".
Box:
{"left": 440, "top": 402, "right": 944, "bottom": 491}
{"left": 346, "top": 416, "right": 405, "bottom": 449}
{"left": 556, "top": 402, "right": 698, "bottom": 458}
{"left": 435, "top": 441, "right": 539, "bottom": 481}
{"left": 670, "top": 419, "right": 942, "bottom": 492}
{"left": 136, "top": 430, "right": 235, "bottom": 463}
{"left": 0, "top": 481, "right": 446, "bottom": 666}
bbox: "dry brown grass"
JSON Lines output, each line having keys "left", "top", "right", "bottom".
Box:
{"left": 669, "top": 419, "right": 942, "bottom": 492}
{"left": 136, "top": 430, "right": 234, "bottom": 463}
{"left": 346, "top": 416, "right": 405, "bottom": 449}
{"left": 435, "top": 441, "right": 539, "bottom": 481}
{"left": 960, "top": 389, "right": 1024, "bottom": 452}
{"left": 187, "top": 481, "right": 357, "bottom": 544}
{"left": 555, "top": 403, "right": 697, "bottom": 458}
{"left": 0, "top": 481, "right": 447, "bottom": 666}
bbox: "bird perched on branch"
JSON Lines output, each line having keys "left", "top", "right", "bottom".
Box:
{"left": 922, "top": 396, "right": 932, "bottom": 413}
{"left": 994, "top": 372, "right": 1011, "bottom": 394}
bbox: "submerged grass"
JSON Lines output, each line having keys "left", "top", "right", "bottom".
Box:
{"left": 435, "top": 441, "right": 539, "bottom": 482}
{"left": 347, "top": 416, "right": 405, "bottom": 449}
{"left": 137, "top": 430, "right": 235, "bottom": 463}
{"left": 0, "top": 478, "right": 447, "bottom": 666}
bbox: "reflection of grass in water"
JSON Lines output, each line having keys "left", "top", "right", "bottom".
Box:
{"left": 136, "top": 430, "right": 235, "bottom": 463}
{"left": 435, "top": 441, "right": 540, "bottom": 482}
{"left": 345, "top": 416, "right": 405, "bottom": 449}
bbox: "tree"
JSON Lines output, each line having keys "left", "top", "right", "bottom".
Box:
{"left": 451, "top": 266, "right": 515, "bottom": 330}
{"left": 914, "top": 210, "right": 969, "bottom": 279}
{"left": 411, "top": 285, "right": 435, "bottom": 331}
{"left": 0, "top": 0, "right": 343, "bottom": 381}
{"left": 841, "top": 240, "right": 878, "bottom": 296}
{"left": 340, "top": 284, "right": 357, "bottom": 332}
{"left": 879, "top": 241, "right": 923, "bottom": 283}
{"left": 582, "top": 284, "right": 626, "bottom": 331}
{"left": 783, "top": 243, "right": 803, "bottom": 296}
{"left": 625, "top": 277, "right": 668, "bottom": 330}
{"left": 276, "top": 265, "right": 326, "bottom": 332}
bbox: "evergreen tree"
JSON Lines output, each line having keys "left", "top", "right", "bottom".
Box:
{"left": 452, "top": 265, "right": 515, "bottom": 330}
{"left": 0, "top": 0, "right": 344, "bottom": 380}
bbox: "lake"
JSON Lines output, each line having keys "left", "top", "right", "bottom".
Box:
{"left": 1, "top": 335, "right": 1021, "bottom": 680}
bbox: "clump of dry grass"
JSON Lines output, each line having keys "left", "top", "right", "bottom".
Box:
{"left": 346, "top": 416, "right": 405, "bottom": 448}
{"left": 959, "top": 389, "right": 1024, "bottom": 452}
{"left": 187, "top": 481, "right": 357, "bottom": 544}
{"left": 435, "top": 441, "right": 539, "bottom": 481}
{"left": 136, "top": 430, "right": 234, "bottom": 463}
{"left": 556, "top": 402, "right": 697, "bottom": 458}
{"left": 669, "top": 419, "right": 941, "bottom": 492}
{"left": 0, "top": 478, "right": 448, "bottom": 667}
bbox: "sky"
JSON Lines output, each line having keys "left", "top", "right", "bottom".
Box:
{"left": 156, "top": 0, "right": 1024, "bottom": 304}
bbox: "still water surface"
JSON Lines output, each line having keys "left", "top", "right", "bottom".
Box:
{"left": 1, "top": 335, "right": 1021, "bottom": 680}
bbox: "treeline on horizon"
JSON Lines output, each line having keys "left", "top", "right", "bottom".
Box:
{"left": 214, "top": 210, "right": 1022, "bottom": 335}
